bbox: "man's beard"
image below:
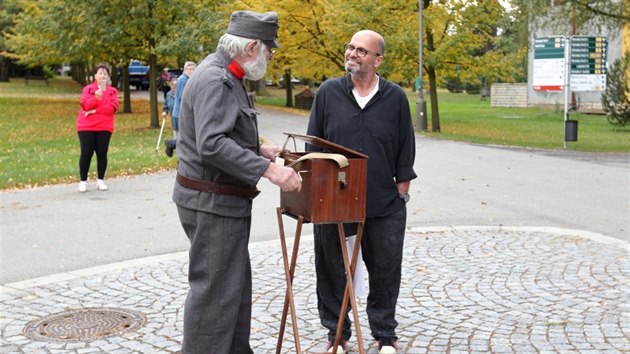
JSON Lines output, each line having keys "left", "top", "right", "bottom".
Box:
{"left": 243, "top": 47, "right": 268, "bottom": 81}
{"left": 345, "top": 60, "right": 360, "bottom": 75}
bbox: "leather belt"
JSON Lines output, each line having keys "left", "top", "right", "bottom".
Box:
{"left": 176, "top": 172, "right": 260, "bottom": 199}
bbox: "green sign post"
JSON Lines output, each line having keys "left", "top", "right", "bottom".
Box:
{"left": 534, "top": 37, "right": 566, "bottom": 59}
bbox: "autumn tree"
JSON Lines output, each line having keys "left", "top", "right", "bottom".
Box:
{"left": 5, "top": 1, "right": 142, "bottom": 113}
{"left": 232, "top": 0, "right": 520, "bottom": 132}
{"left": 5, "top": 0, "right": 528, "bottom": 133}
{"left": 4, "top": 1, "right": 88, "bottom": 68}
{"left": 3, "top": 0, "right": 225, "bottom": 127}
{"left": 512, "top": 0, "right": 627, "bottom": 34}
{"left": 0, "top": 0, "right": 24, "bottom": 82}
{"left": 96, "top": 0, "right": 190, "bottom": 126}
{"left": 230, "top": 0, "right": 350, "bottom": 106}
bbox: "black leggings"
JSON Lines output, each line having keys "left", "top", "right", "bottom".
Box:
{"left": 78, "top": 131, "right": 112, "bottom": 181}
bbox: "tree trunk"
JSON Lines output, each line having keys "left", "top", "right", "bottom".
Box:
{"left": 428, "top": 68, "right": 440, "bottom": 132}
{"left": 81, "top": 63, "right": 90, "bottom": 85}
{"left": 74, "top": 63, "right": 87, "bottom": 86}
{"left": 255, "top": 79, "right": 268, "bottom": 96}
{"left": 425, "top": 17, "right": 440, "bottom": 133}
{"left": 110, "top": 64, "right": 120, "bottom": 89}
{"left": 149, "top": 53, "right": 159, "bottom": 128}
{"left": 0, "top": 56, "right": 9, "bottom": 82}
{"left": 121, "top": 63, "right": 132, "bottom": 113}
{"left": 284, "top": 69, "right": 293, "bottom": 107}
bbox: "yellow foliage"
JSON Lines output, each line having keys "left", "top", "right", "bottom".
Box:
{"left": 226, "top": 0, "right": 516, "bottom": 88}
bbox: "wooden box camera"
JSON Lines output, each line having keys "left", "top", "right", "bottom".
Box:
{"left": 279, "top": 133, "right": 367, "bottom": 224}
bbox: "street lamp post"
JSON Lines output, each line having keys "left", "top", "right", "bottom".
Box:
{"left": 415, "top": 0, "right": 428, "bottom": 131}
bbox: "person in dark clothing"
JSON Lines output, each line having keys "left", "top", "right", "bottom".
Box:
{"left": 164, "top": 61, "right": 196, "bottom": 157}
{"left": 306, "top": 30, "right": 417, "bottom": 354}
{"left": 161, "top": 78, "right": 177, "bottom": 120}
{"left": 172, "top": 10, "right": 301, "bottom": 354}
{"left": 159, "top": 68, "right": 170, "bottom": 100}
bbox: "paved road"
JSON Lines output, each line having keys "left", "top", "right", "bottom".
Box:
{"left": 0, "top": 103, "right": 628, "bottom": 353}
{"left": 1, "top": 105, "right": 627, "bottom": 284}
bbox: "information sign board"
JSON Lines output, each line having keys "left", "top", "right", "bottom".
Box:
{"left": 569, "top": 36, "right": 607, "bottom": 91}
{"left": 533, "top": 37, "right": 566, "bottom": 91}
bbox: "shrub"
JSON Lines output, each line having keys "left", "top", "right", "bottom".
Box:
{"left": 602, "top": 52, "right": 630, "bottom": 127}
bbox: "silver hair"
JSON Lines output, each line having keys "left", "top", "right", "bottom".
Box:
{"left": 217, "top": 33, "right": 261, "bottom": 58}
{"left": 183, "top": 61, "right": 196, "bottom": 70}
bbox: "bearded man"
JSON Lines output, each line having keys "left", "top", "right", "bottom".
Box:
{"left": 172, "top": 10, "right": 302, "bottom": 354}
{"left": 306, "top": 30, "right": 417, "bottom": 354}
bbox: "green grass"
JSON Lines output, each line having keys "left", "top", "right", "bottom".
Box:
{"left": 0, "top": 78, "right": 177, "bottom": 189}
{"left": 409, "top": 91, "right": 630, "bottom": 152}
{"left": 1, "top": 78, "right": 628, "bottom": 189}
{"left": 0, "top": 77, "right": 84, "bottom": 96}
{"left": 256, "top": 96, "right": 287, "bottom": 107}
{"left": 259, "top": 86, "right": 630, "bottom": 153}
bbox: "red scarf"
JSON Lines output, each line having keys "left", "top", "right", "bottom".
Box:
{"left": 227, "top": 60, "right": 244, "bottom": 80}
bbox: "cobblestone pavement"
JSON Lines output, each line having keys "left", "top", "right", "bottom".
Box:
{"left": 1, "top": 226, "right": 628, "bottom": 353}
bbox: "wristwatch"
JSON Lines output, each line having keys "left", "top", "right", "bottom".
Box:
{"left": 399, "top": 193, "right": 410, "bottom": 204}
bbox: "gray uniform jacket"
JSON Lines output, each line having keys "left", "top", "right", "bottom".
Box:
{"left": 172, "top": 49, "right": 270, "bottom": 218}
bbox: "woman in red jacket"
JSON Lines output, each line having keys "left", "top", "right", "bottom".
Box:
{"left": 76, "top": 64, "right": 119, "bottom": 192}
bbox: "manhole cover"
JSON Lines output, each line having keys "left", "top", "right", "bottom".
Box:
{"left": 23, "top": 307, "right": 146, "bottom": 342}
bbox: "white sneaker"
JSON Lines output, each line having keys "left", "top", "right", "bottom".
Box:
{"left": 96, "top": 180, "right": 108, "bottom": 191}
{"left": 326, "top": 340, "right": 348, "bottom": 353}
{"left": 378, "top": 339, "right": 398, "bottom": 354}
{"left": 327, "top": 345, "right": 346, "bottom": 354}
{"left": 379, "top": 345, "right": 397, "bottom": 354}
{"left": 78, "top": 181, "right": 87, "bottom": 193}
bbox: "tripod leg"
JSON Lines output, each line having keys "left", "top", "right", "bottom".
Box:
{"left": 276, "top": 208, "right": 303, "bottom": 354}
{"left": 332, "top": 223, "right": 366, "bottom": 354}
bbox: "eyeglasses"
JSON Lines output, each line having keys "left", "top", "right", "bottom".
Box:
{"left": 260, "top": 42, "right": 275, "bottom": 61}
{"left": 344, "top": 44, "right": 381, "bottom": 57}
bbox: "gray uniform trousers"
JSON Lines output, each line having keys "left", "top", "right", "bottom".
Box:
{"left": 178, "top": 205, "right": 254, "bottom": 354}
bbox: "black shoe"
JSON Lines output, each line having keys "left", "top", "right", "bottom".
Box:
{"left": 164, "top": 140, "right": 173, "bottom": 157}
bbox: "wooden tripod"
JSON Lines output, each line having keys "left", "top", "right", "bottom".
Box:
{"left": 275, "top": 207, "right": 366, "bottom": 354}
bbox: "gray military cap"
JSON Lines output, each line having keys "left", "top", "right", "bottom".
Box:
{"left": 226, "top": 10, "right": 280, "bottom": 48}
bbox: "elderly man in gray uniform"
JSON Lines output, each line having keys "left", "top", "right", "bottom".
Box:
{"left": 172, "top": 10, "right": 302, "bottom": 354}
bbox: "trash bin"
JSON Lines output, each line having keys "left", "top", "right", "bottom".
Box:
{"left": 565, "top": 120, "right": 578, "bottom": 142}
{"left": 295, "top": 89, "right": 314, "bottom": 110}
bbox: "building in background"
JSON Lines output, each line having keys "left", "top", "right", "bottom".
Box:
{"left": 526, "top": 4, "right": 625, "bottom": 113}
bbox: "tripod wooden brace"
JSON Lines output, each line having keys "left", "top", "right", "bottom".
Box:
{"left": 275, "top": 207, "right": 366, "bottom": 354}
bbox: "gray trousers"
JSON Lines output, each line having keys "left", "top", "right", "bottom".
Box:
{"left": 177, "top": 206, "right": 254, "bottom": 354}
{"left": 314, "top": 205, "right": 407, "bottom": 342}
